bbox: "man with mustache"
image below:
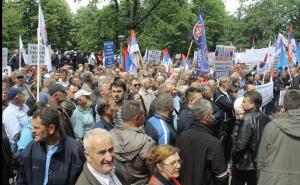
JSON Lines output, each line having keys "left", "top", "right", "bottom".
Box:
{"left": 111, "top": 80, "right": 127, "bottom": 126}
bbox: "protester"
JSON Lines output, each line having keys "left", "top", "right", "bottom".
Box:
{"left": 39, "top": 78, "right": 56, "bottom": 104}
{"left": 57, "top": 69, "right": 70, "bottom": 87}
{"left": 71, "top": 89, "right": 95, "bottom": 141}
{"left": 273, "top": 71, "right": 287, "bottom": 105}
{"left": 231, "top": 91, "right": 271, "bottom": 185}
{"left": 139, "top": 77, "right": 154, "bottom": 113}
{"left": 130, "top": 77, "right": 141, "bottom": 94}
{"left": 18, "top": 105, "right": 85, "bottom": 185}
{"left": 269, "top": 105, "right": 285, "bottom": 120}
{"left": 177, "top": 99, "right": 229, "bottom": 185}
{"left": 290, "top": 66, "right": 300, "bottom": 89}
{"left": 145, "top": 93, "right": 178, "bottom": 145}
{"left": 94, "top": 97, "right": 117, "bottom": 131}
{"left": 67, "top": 84, "right": 79, "bottom": 107}
{"left": 257, "top": 89, "right": 300, "bottom": 185}
{"left": 110, "top": 100, "right": 156, "bottom": 185}
{"left": 147, "top": 144, "right": 182, "bottom": 185}
{"left": 76, "top": 128, "right": 126, "bottom": 185}
{"left": 111, "top": 80, "right": 127, "bottom": 125}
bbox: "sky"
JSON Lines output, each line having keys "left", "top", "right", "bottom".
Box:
{"left": 66, "top": 0, "right": 240, "bottom": 15}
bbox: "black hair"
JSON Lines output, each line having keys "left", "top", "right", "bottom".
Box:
{"left": 284, "top": 89, "right": 300, "bottom": 110}
{"left": 32, "top": 105, "right": 61, "bottom": 130}
{"left": 96, "top": 97, "right": 110, "bottom": 116}
{"left": 185, "top": 87, "right": 203, "bottom": 102}
{"left": 271, "top": 105, "right": 283, "bottom": 114}
{"left": 111, "top": 79, "right": 127, "bottom": 92}
{"left": 244, "top": 91, "right": 262, "bottom": 110}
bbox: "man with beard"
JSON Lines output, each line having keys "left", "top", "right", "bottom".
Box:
{"left": 112, "top": 80, "right": 127, "bottom": 126}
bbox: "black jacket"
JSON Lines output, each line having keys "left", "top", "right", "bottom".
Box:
{"left": 177, "top": 123, "right": 229, "bottom": 185}
{"left": 18, "top": 135, "right": 85, "bottom": 185}
{"left": 213, "top": 88, "right": 235, "bottom": 123}
{"left": 273, "top": 77, "right": 286, "bottom": 100}
{"left": 291, "top": 74, "right": 300, "bottom": 89}
{"left": 177, "top": 106, "right": 193, "bottom": 135}
{"left": 232, "top": 109, "right": 271, "bottom": 170}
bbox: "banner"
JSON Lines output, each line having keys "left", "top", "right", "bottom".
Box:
{"left": 104, "top": 41, "right": 115, "bottom": 68}
{"left": 214, "top": 45, "right": 235, "bottom": 78}
{"left": 2, "top": 66, "right": 11, "bottom": 77}
{"left": 28, "top": 44, "right": 45, "bottom": 65}
{"left": 2, "top": 48, "right": 8, "bottom": 67}
{"left": 147, "top": 50, "right": 161, "bottom": 63}
{"left": 239, "top": 47, "right": 275, "bottom": 68}
{"left": 255, "top": 78, "right": 274, "bottom": 106}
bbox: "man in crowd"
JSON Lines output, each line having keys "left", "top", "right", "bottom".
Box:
{"left": 138, "top": 77, "right": 154, "bottom": 113}
{"left": 76, "top": 128, "right": 127, "bottom": 185}
{"left": 18, "top": 105, "right": 85, "bottom": 185}
{"left": 39, "top": 78, "right": 56, "bottom": 104}
{"left": 2, "top": 82, "right": 9, "bottom": 112}
{"left": 57, "top": 69, "right": 70, "bottom": 88}
{"left": 111, "top": 80, "right": 127, "bottom": 126}
{"left": 291, "top": 66, "right": 300, "bottom": 89}
{"left": 130, "top": 77, "right": 141, "bottom": 94}
{"left": 145, "top": 93, "right": 178, "bottom": 145}
{"left": 67, "top": 84, "right": 79, "bottom": 107}
{"left": 257, "top": 89, "right": 300, "bottom": 185}
{"left": 177, "top": 87, "right": 203, "bottom": 135}
{"left": 234, "top": 83, "right": 256, "bottom": 119}
{"left": 94, "top": 97, "right": 117, "bottom": 131}
{"left": 231, "top": 91, "right": 271, "bottom": 185}
{"left": 110, "top": 100, "right": 156, "bottom": 185}
{"left": 177, "top": 99, "right": 229, "bottom": 185}
{"left": 3, "top": 87, "right": 29, "bottom": 147}
{"left": 71, "top": 89, "right": 95, "bottom": 142}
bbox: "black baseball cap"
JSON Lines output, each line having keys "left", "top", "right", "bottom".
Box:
{"left": 48, "top": 83, "right": 67, "bottom": 95}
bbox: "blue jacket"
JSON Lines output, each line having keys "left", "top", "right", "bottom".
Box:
{"left": 94, "top": 117, "right": 114, "bottom": 131}
{"left": 145, "top": 114, "right": 178, "bottom": 146}
{"left": 18, "top": 135, "right": 85, "bottom": 185}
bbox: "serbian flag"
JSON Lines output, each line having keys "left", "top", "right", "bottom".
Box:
{"left": 127, "top": 30, "right": 139, "bottom": 74}
{"left": 38, "top": 5, "right": 52, "bottom": 72}
{"left": 162, "top": 48, "right": 173, "bottom": 76}
{"left": 193, "top": 13, "right": 210, "bottom": 76}
{"left": 287, "top": 24, "right": 297, "bottom": 64}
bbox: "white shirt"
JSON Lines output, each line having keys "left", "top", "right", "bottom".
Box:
{"left": 234, "top": 96, "right": 244, "bottom": 109}
{"left": 2, "top": 103, "right": 30, "bottom": 145}
{"left": 87, "top": 163, "right": 122, "bottom": 185}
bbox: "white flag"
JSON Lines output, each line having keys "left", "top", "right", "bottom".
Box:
{"left": 19, "top": 36, "right": 29, "bottom": 65}
{"left": 38, "top": 5, "right": 52, "bottom": 72}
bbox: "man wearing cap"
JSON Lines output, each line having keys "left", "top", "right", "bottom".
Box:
{"left": 48, "top": 83, "right": 75, "bottom": 138}
{"left": 13, "top": 71, "right": 32, "bottom": 102}
{"left": 2, "top": 87, "right": 30, "bottom": 148}
{"left": 71, "top": 89, "right": 95, "bottom": 142}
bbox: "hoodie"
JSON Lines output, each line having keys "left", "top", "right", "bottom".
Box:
{"left": 110, "top": 125, "right": 156, "bottom": 185}
{"left": 257, "top": 109, "right": 300, "bottom": 185}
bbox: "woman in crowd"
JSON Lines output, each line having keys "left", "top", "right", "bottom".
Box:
{"left": 147, "top": 144, "right": 182, "bottom": 185}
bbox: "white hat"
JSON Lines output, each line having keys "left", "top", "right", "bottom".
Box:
{"left": 74, "top": 89, "right": 92, "bottom": 100}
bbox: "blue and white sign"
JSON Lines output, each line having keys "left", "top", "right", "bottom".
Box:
{"left": 104, "top": 41, "right": 115, "bottom": 68}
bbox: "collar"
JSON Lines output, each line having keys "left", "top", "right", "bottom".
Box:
{"left": 191, "top": 122, "right": 215, "bottom": 136}
{"left": 39, "top": 135, "right": 65, "bottom": 153}
{"left": 116, "top": 124, "right": 144, "bottom": 133}
{"left": 154, "top": 173, "right": 175, "bottom": 185}
{"left": 100, "top": 117, "right": 115, "bottom": 128}
{"left": 154, "top": 113, "right": 172, "bottom": 123}
{"left": 9, "top": 102, "right": 24, "bottom": 111}
{"left": 87, "top": 163, "right": 117, "bottom": 185}
{"left": 76, "top": 106, "right": 90, "bottom": 113}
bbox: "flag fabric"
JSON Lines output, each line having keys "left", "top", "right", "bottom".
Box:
{"left": 257, "top": 41, "right": 273, "bottom": 75}
{"left": 119, "top": 48, "right": 122, "bottom": 67}
{"left": 296, "top": 43, "right": 300, "bottom": 62}
{"left": 127, "top": 31, "right": 140, "bottom": 74}
{"left": 275, "top": 33, "right": 288, "bottom": 55}
{"left": 19, "top": 36, "right": 29, "bottom": 65}
{"left": 277, "top": 45, "right": 288, "bottom": 69}
{"left": 192, "top": 13, "right": 210, "bottom": 76}
{"left": 162, "top": 48, "right": 173, "bottom": 76}
{"left": 287, "top": 24, "right": 297, "bottom": 63}
{"left": 180, "top": 54, "right": 191, "bottom": 70}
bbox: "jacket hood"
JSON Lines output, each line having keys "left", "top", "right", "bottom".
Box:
{"left": 273, "top": 109, "right": 300, "bottom": 137}
{"left": 110, "top": 126, "right": 147, "bottom": 161}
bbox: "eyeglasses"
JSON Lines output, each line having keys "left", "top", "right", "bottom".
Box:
{"left": 17, "top": 76, "right": 24, "bottom": 79}
{"left": 133, "top": 84, "right": 140, "bottom": 87}
{"left": 161, "top": 160, "right": 183, "bottom": 167}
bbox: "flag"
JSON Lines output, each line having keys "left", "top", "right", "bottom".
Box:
{"left": 257, "top": 41, "right": 273, "bottom": 74}
{"left": 119, "top": 47, "right": 122, "bottom": 67}
{"left": 180, "top": 54, "right": 191, "bottom": 70}
{"left": 143, "top": 49, "right": 148, "bottom": 62}
{"left": 287, "top": 24, "right": 297, "bottom": 63}
{"left": 296, "top": 43, "right": 300, "bottom": 62}
{"left": 19, "top": 36, "right": 29, "bottom": 65}
{"left": 192, "top": 13, "right": 210, "bottom": 76}
{"left": 127, "top": 30, "right": 140, "bottom": 74}
{"left": 38, "top": 5, "right": 52, "bottom": 72}
{"left": 162, "top": 48, "right": 173, "bottom": 76}
{"left": 275, "top": 33, "right": 288, "bottom": 55}
{"left": 277, "top": 45, "right": 288, "bottom": 69}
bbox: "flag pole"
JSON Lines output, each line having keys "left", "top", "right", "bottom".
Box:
{"left": 262, "top": 41, "right": 271, "bottom": 84}
{"left": 37, "top": 7, "right": 40, "bottom": 102}
{"left": 19, "top": 36, "right": 22, "bottom": 71}
{"left": 187, "top": 40, "right": 194, "bottom": 59}
{"left": 138, "top": 50, "right": 144, "bottom": 68}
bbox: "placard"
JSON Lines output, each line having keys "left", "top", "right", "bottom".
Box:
{"left": 28, "top": 44, "right": 45, "bottom": 65}
{"left": 279, "top": 90, "right": 286, "bottom": 106}
{"left": 104, "top": 41, "right": 115, "bottom": 68}
{"left": 2, "top": 48, "right": 8, "bottom": 67}
{"left": 147, "top": 50, "right": 161, "bottom": 63}
{"left": 255, "top": 78, "right": 274, "bottom": 106}
{"left": 2, "top": 66, "right": 11, "bottom": 76}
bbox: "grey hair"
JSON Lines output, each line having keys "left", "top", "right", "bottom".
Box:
{"left": 218, "top": 76, "right": 229, "bottom": 87}
{"left": 191, "top": 99, "right": 213, "bottom": 122}
{"left": 98, "top": 76, "right": 111, "bottom": 88}
{"left": 121, "top": 100, "right": 143, "bottom": 122}
{"left": 156, "top": 93, "right": 173, "bottom": 112}
{"left": 81, "top": 71, "right": 94, "bottom": 83}
{"left": 83, "top": 128, "right": 112, "bottom": 152}
{"left": 140, "top": 77, "right": 149, "bottom": 86}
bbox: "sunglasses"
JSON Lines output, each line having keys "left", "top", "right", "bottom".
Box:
{"left": 17, "top": 76, "right": 24, "bottom": 79}
{"left": 134, "top": 84, "right": 140, "bottom": 87}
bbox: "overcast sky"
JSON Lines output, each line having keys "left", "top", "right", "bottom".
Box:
{"left": 66, "top": 0, "right": 240, "bottom": 15}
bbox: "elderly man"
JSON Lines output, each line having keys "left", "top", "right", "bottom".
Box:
{"left": 110, "top": 100, "right": 156, "bottom": 185}
{"left": 76, "top": 128, "right": 127, "bottom": 185}
{"left": 18, "top": 105, "right": 85, "bottom": 185}
{"left": 177, "top": 99, "right": 229, "bottom": 185}
{"left": 139, "top": 77, "right": 154, "bottom": 113}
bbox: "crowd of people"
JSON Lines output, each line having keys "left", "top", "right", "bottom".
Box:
{"left": 2, "top": 49, "right": 300, "bottom": 185}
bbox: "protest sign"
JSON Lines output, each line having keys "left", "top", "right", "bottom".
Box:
{"left": 28, "top": 44, "right": 45, "bottom": 65}
{"left": 214, "top": 45, "right": 235, "bottom": 78}
{"left": 2, "top": 66, "right": 11, "bottom": 76}
{"left": 240, "top": 47, "right": 275, "bottom": 69}
{"left": 255, "top": 78, "right": 274, "bottom": 106}
{"left": 104, "top": 41, "right": 115, "bottom": 68}
{"left": 2, "top": 48, "right": 8, "bottom": 67}
{"left": 147, "top": 50, "right": 161, "bottom": 63}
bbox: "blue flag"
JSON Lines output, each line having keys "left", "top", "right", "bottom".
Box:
{"left": 277, "top": 46, "right": 288, "bottom": 69}
{"left": 193, "top": 13, "right": 210, "bottom": 76}
{"left": 296, "top": 43, "right": 300, "bottom": 63}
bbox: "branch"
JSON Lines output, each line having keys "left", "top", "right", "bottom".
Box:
{"left": 131, "top": 0, "right": 163, "bottom": 29}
